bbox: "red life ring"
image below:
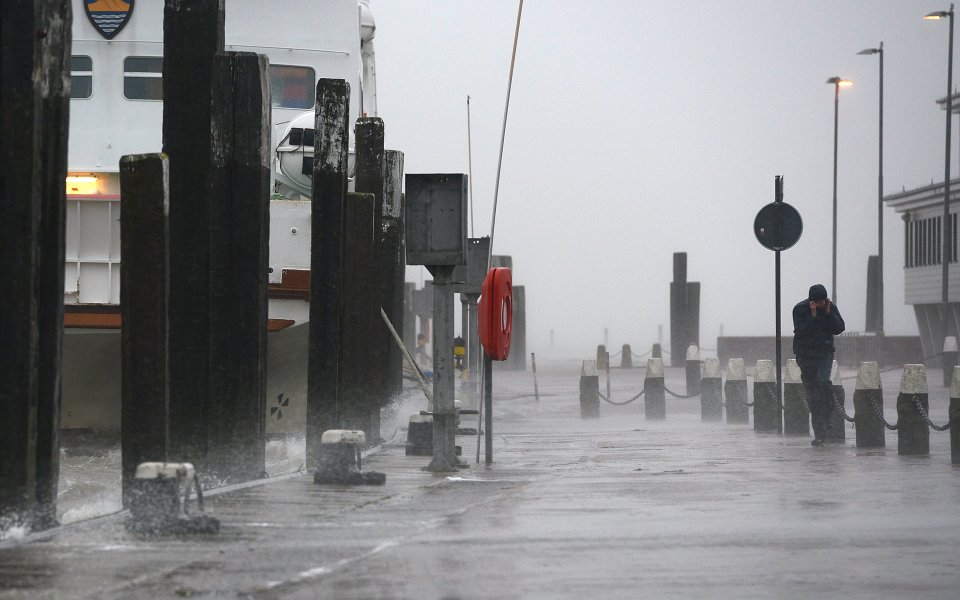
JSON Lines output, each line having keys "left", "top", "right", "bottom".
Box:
{"left": 478, "top": 267, "right": 512, "bottom": 361}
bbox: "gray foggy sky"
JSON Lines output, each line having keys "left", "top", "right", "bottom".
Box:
{"left": 372, "top": 0, "right": 958, "bottom": 356}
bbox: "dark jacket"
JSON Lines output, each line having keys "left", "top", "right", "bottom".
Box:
{"left": 792, "top": 299, "right": 845, "bottom": 358}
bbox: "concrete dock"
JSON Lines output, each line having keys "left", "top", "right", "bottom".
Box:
{"left": 1, "top": 361, "right": 959, "bottom": 599}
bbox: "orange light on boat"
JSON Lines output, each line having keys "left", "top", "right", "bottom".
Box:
{"left": 66, "top": 175, "right": 99, "bottom": 195}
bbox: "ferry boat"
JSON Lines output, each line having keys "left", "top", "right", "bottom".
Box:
{"left": 63, "top": 0, "right": 379, "bottom": 436}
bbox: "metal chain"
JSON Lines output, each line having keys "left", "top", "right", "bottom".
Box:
{"left": 598, "top": 390, "right": 644, "bottom": 406}
{"left": 632, "top": 350, "right": 652, "bottom": 359}
{"left": 663, "top": 384, "right": 700, "bottom": 399}
{"left": 831, "top": 388, "right": 856, "bottom": 423}
{"left": 913, "top": 395, "right": 951, "bottom": 432}
{"left": 868, "top": 396, "right": 898, "bottom": 431}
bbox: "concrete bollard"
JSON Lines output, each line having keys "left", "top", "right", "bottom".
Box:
{"left": 724, "top": 358, "right": 749, "bottom": 424}
{"left": 652, "top": 343, "right": 662, "bottom": 359}
{"left": 579, "top": 360, "right": 600, "bottom": 418}
{"left": 753, "top": 360, "right": 781, "bottom": 433}
{"left": 597, "top": 345, "right": 608, "bottom": 370}
{"left": 951, "top": 366, "right": 960, "bottom": 464}
{"left": 825, "top": 361, "right": 846, "bottom": 443}
{"left": 700, "top": 358, "right": 722, "bottom": 421}
{"left": 621, "top": 344, "right": 633, "bottom": 369}
{"left": 783, "top": 359, "right": 810, "bottom": 436}
{"left": 644, "top": 358, "right": 666, "bottom": 419}
{"left": 897, "top": 364, "right": 929, "bottom": 456}
{"left": 943, "top": 336, "right": 958, "bottom": 388}
{"left": 853, "top": 361, "right": 885, "bottom": 448}
{"left": 685, "top": 345, "right": 702, "bottom": 396}
{"left": 314, "top": 430, "right": 385, "bottom": 485}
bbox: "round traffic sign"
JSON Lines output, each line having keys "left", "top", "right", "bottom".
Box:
{"left": 754, "top": 202, "right": 803, "bottom": 251}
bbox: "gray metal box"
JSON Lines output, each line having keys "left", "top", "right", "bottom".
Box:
{"left": 452, "top": 237, "right": 491, "bottom": 295}
{"left": 405, "top": 174, "right": 468, "bottom": 266}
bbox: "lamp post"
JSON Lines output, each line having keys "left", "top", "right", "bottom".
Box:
{"left": 925, "top": 6, "right": 955, "bottom": 344}
{"left": 858, "top": 43, "right": 884, "bottom": 361}
{"left": 826, "top": 76, "right": 853, "bottom": 304}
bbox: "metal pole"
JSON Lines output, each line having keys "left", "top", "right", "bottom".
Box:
{"left": 484, "top": 355, "right": 493, "bottom": 464}
{"left": 531, "top": 352, "right": 540, "bottom": 401}
{"left": 775, "top": 176, "right": 784, "bottom": 434}
{"left": 878, "top": 43, "right": 885, "bottom": 364}
{"left": 943, "top": 7, "right": 955, "bottom": 341}
{"left": 832, "top": 80, "right": 840, "bottom": 305}
{"left": 467, "top": 95, "right": 475, "bottom": 238}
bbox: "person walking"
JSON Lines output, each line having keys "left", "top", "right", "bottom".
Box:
{"left": 792, "top": 284, "right": 845, "bottom": 445}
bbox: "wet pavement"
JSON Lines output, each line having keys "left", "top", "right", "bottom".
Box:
{"left": 1, "top": 360, "right": 959, "bottom": 599}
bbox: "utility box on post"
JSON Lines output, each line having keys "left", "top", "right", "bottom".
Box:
{"left": 405, "top": 174, "right": 468, "bottom": 267}
{"left": 405, "top": 173, "right": 469, "bottom": 472}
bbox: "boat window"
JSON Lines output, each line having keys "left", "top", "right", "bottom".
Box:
{"left": 70, "top": 56, "right": 93, "bottom": 99}
{"left": 123, "top": 56, "right": 163, "bottom": 101}
{"left": 270, "top": 65, "right": 315, "bottom": 109}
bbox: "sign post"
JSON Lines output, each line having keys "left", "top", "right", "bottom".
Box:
{"left": 754, "top": 176, "right": 803, "bottom": 433}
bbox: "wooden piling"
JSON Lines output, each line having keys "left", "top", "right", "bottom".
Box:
{"left": 162, "top": 0, "right": 225, "bottom": 467}
{"left": 206, "top": 52, "right": 270, "bottom": 482}
{"left": 783, "top": 359, "right": 810, "bottom": 435}
{"left": 724, "top": 358, "right": 749, "bottom": 424}
{"left": 897, "top": 365, "right": 929, "bottom": 456}
{"left": 700, "top": 358, "right": 722, "bottom": 421}
{"left": 950, "top": 366, "right": 960, "bottom": 464}
{"left": 644, "top": 358, "right": 666, "bottom": 419}
{"left": 0, "top": 0, "right": 72, "bottom": 528}
{"left": 853, "top": 362, "right": 885, "bottom": 448}
{"left": 826, "top": 361, "right": 846, "bottom": 443}
{"left": 580, "top": 361, "right": 600, "bottom": 418}
{"left": 120, "top": 154, "right": 171, "bottom": 506}
{"left": 509, "top": 286, "right": 527, "bottom": 370}
{"left": 753, "top": 360, "right": 781, "bottom": 433}
{"left": 307, "top": 79, "right": 350, "bottom": 468}
{"left": 384, "top": 150, "right": 406, "bottom": 400}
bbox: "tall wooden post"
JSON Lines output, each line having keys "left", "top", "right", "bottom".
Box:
{"left": 162, "top": 0, "right": 225, "bottom": 468}
{"left": 0, "top": 0, "right": 71, "bottom": 530}
{"left": 307, "top": 79, "right": 350, "bottom": 468}
{"left": 207, "top": 52, "right": 270, "bottom": 482}
{"left": 120, "top": 154, "right": 170, "bottom": 507}
{"left": 384, "top": 150, "right": 406, "bottom": 400}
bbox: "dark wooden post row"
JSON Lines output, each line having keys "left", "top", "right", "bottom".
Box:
{"left": 307, "top": 79, "right": 351, "bottom": 468}
{"left": 120, "top": 154, "right": 170, "bottom": 507}
{"left": 162, "top": 0, "right": 225, "bottom": 468}
{"left": 207, "top": 52, "right": 271, "bottom": 483}
{"left": 0, "top": 0, "right": 71, "bottom": 531}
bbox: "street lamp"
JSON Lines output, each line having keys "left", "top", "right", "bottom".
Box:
{"left": 858, "top": 43, "right": 884, "bottom": 359}
{"left": 925, "top": 5, "right": 955, "bottom": 349}
{"left": 826, "top": 76, "right": 853, "bottom": 305}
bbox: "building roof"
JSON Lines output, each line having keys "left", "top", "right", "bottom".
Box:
{"left": 884, "top": 177, "right": 960, "bottom": 212}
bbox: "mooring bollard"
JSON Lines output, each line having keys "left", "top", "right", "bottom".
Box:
{"left": 126, "top": 463, "right": 219, "bottom": 535}
{"left": 725, "top": 358, "right": 748, "bottom": 424}
{"left": 652, "top": 343, "right": 662, "bottom": 359}
{"left": 621, "top": 344, "right": 633, "bottom": 369}
{"left": 700, "top": 357, "right": 722, "bottom": 421}
{"left": 951, "top": 366, "right": 960, "bottom": 464}
{"left": 597, "top": 345, "right": 608, "bottom": 370}
{"left": 405, "top": 414, "right": 433, "bottom": 456}
{"left": 685, "top": 344, "right": 702, "bottom": 396}
{"left": 580, "top": 360, "right": 600, "bottom": 418}
{"left": 753, "top": 360, "right": 780, "bottom": 433}
{"left": 314, "top": 430, "right": 385, "bottom": 485}
{"left": 783, "top": 359, "right": 809, "bottom": 436}
{"left": 943, "top": 336, "right": 958, "bottom": 388}
{"left": 853, "top": 361, "right": 885, "bottom": 448}
{"left": 826, "top": 361, "right": 846, "bottom": 443}
{"left": 897, "top": 364, "right": 929, "bottom": 456}
{"left": 644, "top": 358, "right": 666, "bottom": 419}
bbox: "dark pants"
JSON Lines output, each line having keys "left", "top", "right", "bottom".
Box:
{"left": 797, "top": 354, "right": 834, "bottom": 440}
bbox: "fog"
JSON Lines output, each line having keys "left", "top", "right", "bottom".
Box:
{"left": 373, "top": 0, "right": 957, "bottom": 357}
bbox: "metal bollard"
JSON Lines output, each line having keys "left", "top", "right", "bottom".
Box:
{"left": 853, "top": 361, "right": 885, "bottom": 448}
{"left": 621, "top": 344, "right": 633, "bottom": 369}
{"left": 724, "top": 358, "right": 749, "bottom": 424}
{"left": 753, "top": 360, "right": 781, "bottom": 433}
{"left": 405, "top": 414, "right": 433, "bottom": 456}
{"left": 700, "top": 357, "right": 722, "bottom": 421}
{"left": 652, "top": 343, "right": 662, "bottom": 359}
{"left": 897, "top": 364, "right": 929, "bottom": 456}
{"left": 943, "top": 336, "right": 958, "bottom": 388}
{"left": 644, "top": 358, "right": 666, "bottom": 419}
{"left": 596, "top": 345, "right": 608, "bottom": 370}
{"left": 126, "top": 462, "right": 220, "bottom": 534}
{"left": 579, "top": 360, "right": 600, "bottom": 418}
{"left": 951, "top": 366, "right": 960, "bottom": 464}
{"left": 783, "top": 359, "right": 809, "bottom": 436}
{"left": 826, "top": 361, "right": 846, "bottom": 443}
{"left": 314, "top": 430, "right": 385, "bottom": 485}
{"left": 685, "top": 344, "right": 702, "bottom": 396}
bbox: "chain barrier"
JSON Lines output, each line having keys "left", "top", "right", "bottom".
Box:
{"left": 831, "top": 388, "right": 856, "bottom": 423}
{"left": 913, "top": 395, "right": 951, "bottom": 431}
{"left": 663, "top": 384, "right": 700, "bottom": 399}
{"left": 631, "top": 350, "right": 652, "bottom": 359}
{"left": 867, "top": 396, "right": 898, "bottom": 430}
{"left": 598, "top": 390, "right": 644, "bottom": 406}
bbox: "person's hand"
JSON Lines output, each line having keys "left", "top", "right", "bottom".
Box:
{"left": 809, "top": 301, "right": 818, "bottom": 316}
{"left": 825, "top": 299, "right": 832, "bottom": 314}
